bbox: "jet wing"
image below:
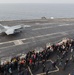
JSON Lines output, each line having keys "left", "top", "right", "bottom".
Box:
{"left": 10, "top": 25, "right": 22, "bottom": 29}
{"left": 4, "top": 26, "right": 10, "bottom": 29}
{"left": 5, "top": 29, "right": 14, "bottom": 35}
{"left": 5, "top": 25, "right": 22, "bottom": 35}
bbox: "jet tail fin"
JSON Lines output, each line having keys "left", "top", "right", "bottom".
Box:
{"left": 0, "top": 24, "right": 6, "bottom": 33}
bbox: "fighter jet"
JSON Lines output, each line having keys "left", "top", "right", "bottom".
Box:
{"left": 0, "top": 24, "right": 30, "bottom": 35}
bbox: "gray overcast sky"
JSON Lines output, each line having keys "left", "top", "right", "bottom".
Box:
{"left": 0, "top": 0, "right": 74, "bottom": 3}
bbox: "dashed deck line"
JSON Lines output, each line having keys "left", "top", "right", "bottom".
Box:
{"left": 32, "top": 23, "right": 55, "bottom": 25}
{"left": 32, "top": 24, "right": 74, "bottom": 31}
{"left": 32, "top": 26, "right": 55, "bottom": 30}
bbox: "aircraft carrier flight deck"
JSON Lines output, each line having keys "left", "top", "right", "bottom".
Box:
{"left": 0, "top": 18, "right": 74, "bottom": 58}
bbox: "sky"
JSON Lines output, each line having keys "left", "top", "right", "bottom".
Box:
{"left": 0, "top": 0, "right": 74, "bottom": 3}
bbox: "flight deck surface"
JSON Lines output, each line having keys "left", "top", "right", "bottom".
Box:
{"left": 0, "top": 19, "right": 74, "bottom": 56}
{"left": 0, "top": 18, "right": 74, "bottom": 75}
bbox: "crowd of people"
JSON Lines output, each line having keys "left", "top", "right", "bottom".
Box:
{"left": 0, "top": 38, "right": 74, "bottom": 75}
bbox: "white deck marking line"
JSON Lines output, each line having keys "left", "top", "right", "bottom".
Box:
{"left": 32, "top": 23, "right": 72, "bottom": 26}
{"left": 32, "top": 26, "right": 55, "bottom": 30}
{"left": 59, "top": 24, "right": 74, "bottom": 26}
{"left": 61, "top": 32, "right": 68, "bottom": 35}
{"left": 27, "top": 59, "right": 59, "bottom": 75}
{"left": 0, "top": 32, "right": 58, "bottom": 45}
{"left": 29, "top": 29, "right": 74, "bottom": 40}
{"left": 59, "top": 24, "right": 70, "bottom": 26}
{"left": 0, "top": 34, "right": 66, "bottom": 53}
{"left": 37, "top": 34, "right": 66, "bottom": 42}
{"left": 50, "top": 60, "right": 59, "bottom": 71}
{"left": 0, "top": 29, "right": 74, "bottom": 50}
{"left": 32, "top": 24, "right": 74, "bottom": 31}
{"left": 0, "top": 42, "right": 30, "bottom": 50}
{"left": 31, "top": 23, "right": 56, "bottom": 26}
{"left": 0, "top": 38, "right": 26, "bottom": 45}
{"left": 28, "top": 66, "right": 33, "bottom": 75}
{"left": 36, "top": 59, "right": 59, "bottom": 75}
{"left": 25, "top": 29, "right": 74, "bottom": 40}
{"left": 26, "top": 31, "right": 68, "bottom": 40}
{"left": 0, "top": 29, "right": 73, "bottom": 45}
{"left": 26, "top": 32, "right": 62, "bottom": 39}
{"left": 14, "top": 40, "right": 24, "bottom": 45}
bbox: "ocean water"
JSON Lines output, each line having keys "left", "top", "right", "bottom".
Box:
{"left": 0, "top": 3, "right": 74, "bottom": 20}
